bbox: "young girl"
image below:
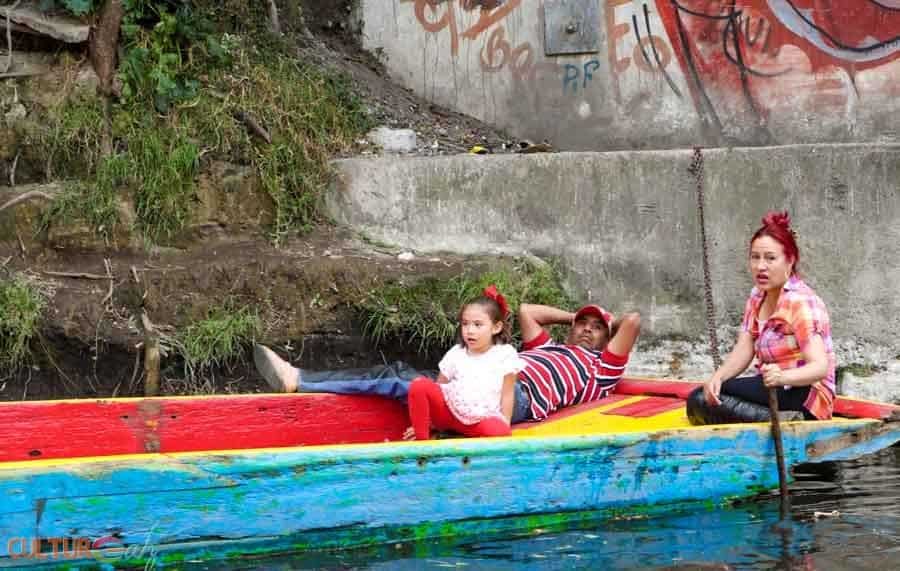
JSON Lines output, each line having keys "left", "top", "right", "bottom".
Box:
{"left": 403, "top": 285, "right": 525, "bottom": 440}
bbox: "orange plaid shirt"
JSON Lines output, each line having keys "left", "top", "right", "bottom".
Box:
{"left": 741, "top": 276, "right": 836, "bottom": 420}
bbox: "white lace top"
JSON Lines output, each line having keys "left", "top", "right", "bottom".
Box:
{"left": 438, "top": 344, "right": 526, "bottom": 425}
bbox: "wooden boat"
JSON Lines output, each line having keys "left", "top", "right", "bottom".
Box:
{"left": 1, "top": 378, "right": 897, "bottom": 568}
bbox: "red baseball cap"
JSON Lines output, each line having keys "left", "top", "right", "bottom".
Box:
{"left": 573, "top": 305, "right": 614, "bottom": 330}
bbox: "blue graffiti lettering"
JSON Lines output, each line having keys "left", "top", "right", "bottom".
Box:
{"left": 562, "top": 64, "right": 580, "bottom": 94}
{"left": 562, "top": 59, "right": 602, "bottom": 94}
{"left": 583, "top": 60, "right": 600, "bottom": 89}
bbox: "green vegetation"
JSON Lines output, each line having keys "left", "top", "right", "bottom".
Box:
{"left": 29, "top": 1, "right": 372, "bottom": 245}
{"left": 0, "top": 276, "right": 45, "bottom": 371}
{"left": 28, "top": 96, "right": 107, "bottom": 180}
{"left": 129, "top": 126, "right": 200, "bottom": 242}
{"left": 177, "top": 303, "right": 261, "bottom": 376}
{"left": 37, "top": 121, "right": 199, "bottom": 243}
{"left": 358, "top": 259, "right": 576, "bottom": 352}
{"left": 229, "top": 52, "right": 372, "bottom": 242}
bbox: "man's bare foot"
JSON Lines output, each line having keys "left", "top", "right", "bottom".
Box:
{"left": 402, "top": 426, "right": 417, "bottom": 441}
{"left": 253, "top": 344, "right": 299, "bottom": 393}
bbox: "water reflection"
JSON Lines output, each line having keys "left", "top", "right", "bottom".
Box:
{"left": 192, "top": 445, "right": 899, "bottom": 570}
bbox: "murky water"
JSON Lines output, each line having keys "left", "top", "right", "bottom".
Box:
{"left": 200, "top": 445, "right": 899, "bottom": 570}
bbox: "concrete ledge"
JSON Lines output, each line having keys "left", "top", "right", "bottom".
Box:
{"left": 329, "top": 143, "right": 900, "bottom": 352}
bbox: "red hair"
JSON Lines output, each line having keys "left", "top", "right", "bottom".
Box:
{"left": 750, "top": 211, "right": 799, "bottom": 274}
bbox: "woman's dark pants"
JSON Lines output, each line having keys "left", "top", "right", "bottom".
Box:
{"left": 686, "top": 375, "right": 813, "bottom": 425}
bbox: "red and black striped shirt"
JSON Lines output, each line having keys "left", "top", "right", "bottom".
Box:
{"left": 517, "top": 330, "right": 629, "bottom": 420}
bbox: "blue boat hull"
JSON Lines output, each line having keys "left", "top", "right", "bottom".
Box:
{"left": 1, "top": 418, "right": 897, "bottom": 568}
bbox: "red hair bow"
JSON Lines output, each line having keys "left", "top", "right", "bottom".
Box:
{"left": 483, "top": 284, "right": 509, "bottom": 319}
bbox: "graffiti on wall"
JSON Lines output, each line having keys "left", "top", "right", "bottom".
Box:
{"left": 620, "top": 1, "right": 900, "bottom": 136}
{"left": 605, "top": 0, "right": 684, "bottom": 102}
{"left": 402, "top": 0, "right": 900, "bottom": 139}
{"left": 404, "top": 0, "right": 519, "bottom": 58}
{"left": 402, "top": 0, "right": 557, "bottom": 81}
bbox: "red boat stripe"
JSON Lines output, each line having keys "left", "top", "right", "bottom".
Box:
{"left": 0, "top": 394, "right": 408, "bottom": 463}
{"left": 603, "top": 396, "right": 685, "bottom": 418}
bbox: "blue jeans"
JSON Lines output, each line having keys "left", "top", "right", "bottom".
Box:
{"left": 299, "top": 361, "right": 426, "bottom": 401}
{"left": 299, "top": 361, "right": 534, "bottom": 423}
{"left": 511, "top": 381, "right": 533, "bottom": 424}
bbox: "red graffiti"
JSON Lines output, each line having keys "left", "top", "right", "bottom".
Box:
{"left": 656, "top": 0, "right": 900, "bottom": 73}
{"left": 605, "top": 0, "right": 679, "bottom": 103}
{"left": 647, "top": 0, "right": 900, "bottom": 129}
{"left": 408, "top": 0, "right": 521, "bottom": 57}
{"left": 414, "top": 0, "right": 460, "bottom": 55}
{"left": 479, "top": 25, "right": 544, "bottom": 81}
{"left": 407, "top": 0, "right": 549, "bottom": 80}
{"left": 773, "top": 0, "right": 900, "bottom": 70}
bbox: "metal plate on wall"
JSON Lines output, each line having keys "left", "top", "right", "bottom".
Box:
{"left": 543, "top": 0, "right": 600, "bottom": 56}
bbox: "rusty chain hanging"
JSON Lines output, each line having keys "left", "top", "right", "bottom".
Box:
{"left": 689, "top": 147, "right": 722, "bottom": 370}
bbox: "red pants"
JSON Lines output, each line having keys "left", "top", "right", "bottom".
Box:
{"left": 407, "top": 377, "right": 511, "bottom": 440}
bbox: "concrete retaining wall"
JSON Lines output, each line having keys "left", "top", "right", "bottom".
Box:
{"left": 329, "top": 143, "right": 900, "bottom": 352}
{"left": 357, "top": 1, "right": 900, "bottom": 150}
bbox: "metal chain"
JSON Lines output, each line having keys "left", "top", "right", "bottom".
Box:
{"left": 690, "top": 147, "right": 722, "bottom": 369}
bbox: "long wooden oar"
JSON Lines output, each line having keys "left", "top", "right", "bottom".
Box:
{"left": 767, "top": 388, "right": 791, "bottom": 518}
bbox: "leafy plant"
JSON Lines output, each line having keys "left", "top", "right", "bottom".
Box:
{"left": 39, "top": 114, "right": 198, "bottom": 243}
{"left": 248, "top": 57, "right": 373, "bottom": 243}
{"left": 184, "top": 48, "right": 373, "bottom": 244}
{"left": 119, "top": 1, "right": 227, "bottom": 112}
{"left": 41, "top": 154, "right": 128, "bottom": 242}
{"left": 22, "top": 97, "right": 106, "bottom": 180}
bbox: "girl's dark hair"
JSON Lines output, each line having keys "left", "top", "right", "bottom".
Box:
{"left": 751, "top": 210, "right": 800, "bottom": 275}
{"left": 455, "top": 296, "right": 512, "bottom": 347}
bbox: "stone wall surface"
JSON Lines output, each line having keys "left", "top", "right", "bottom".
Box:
{"left": 330, "top": 144, "right": 900, "bottom": 352}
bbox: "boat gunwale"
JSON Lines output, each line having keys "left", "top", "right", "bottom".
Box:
{"left": 0, "top": 416, "right": 890, "bottom": 473}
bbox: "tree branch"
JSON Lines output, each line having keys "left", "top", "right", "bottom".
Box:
{"left": 0, "top": 190, "right": 55, "bottom": 213}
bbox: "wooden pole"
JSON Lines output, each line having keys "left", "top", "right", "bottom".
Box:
{"left": 141, "top": 312, "right": 159, "bottom": 397}
{"left": 767, "top": 387, "right": 791, "bottom": 518}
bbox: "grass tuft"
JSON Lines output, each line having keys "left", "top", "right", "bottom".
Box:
{"left": 21, "top": 96, "right": 107, "bottom": 180}
{"left": 0, "top": 276, "right": 46, "bottom": 371}
{"left": 357, "top": 259, "right": 575, "bottom": 352}
{"left": 177, "top": 303, "right": 262, "bottom": 376}
{"left": 40, "top": 155, "right": 128, "bottom": 242}
{"left": 127, "top": 126, "right": 200, "bottom": 242}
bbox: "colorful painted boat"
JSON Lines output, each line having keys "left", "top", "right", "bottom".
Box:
{"left": 1, "top": 378, "right": 897, "bottom": 569}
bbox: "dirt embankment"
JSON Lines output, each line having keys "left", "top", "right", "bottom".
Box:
{"left": 297, "top": 1, "right": 515, "bottom": 156}
{"left": 0, "top": 3, "right": 516, "bottom": 401}
{"left": 2, "top": 224, "right": 496, "bottom": 400}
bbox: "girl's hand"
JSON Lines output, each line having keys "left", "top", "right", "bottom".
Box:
{"left": 402, "top": 426, "right": 416, "bottom": 441}
{"left": 761, "top": 364, "right": 785, "bottom": 388}
{"left": 703, "top": 377, "right": 723, "bottom": 406}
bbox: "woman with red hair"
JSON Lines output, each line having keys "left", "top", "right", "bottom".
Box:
{"left": 687, "top": 211, "right": 837, "bottom": 424}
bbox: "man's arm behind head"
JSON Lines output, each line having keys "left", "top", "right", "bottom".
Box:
{"left": 606, "top": 312, "right": 642, "bottom": 356}
{"left": 518, "top": 303, "right": 575, "bottom": 345}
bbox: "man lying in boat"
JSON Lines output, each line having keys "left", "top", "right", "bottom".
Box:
{"left": 254, "top": 303, "right": 642, "bottom": 424}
